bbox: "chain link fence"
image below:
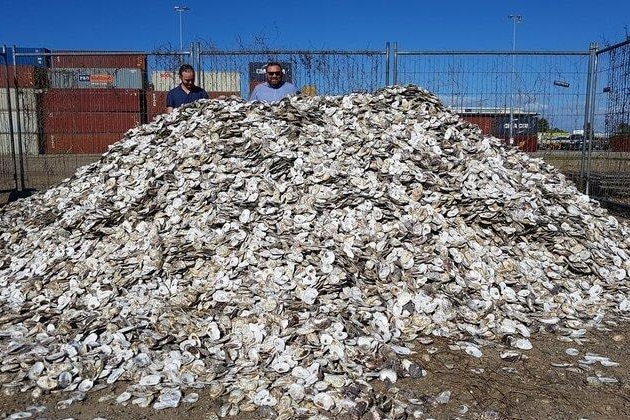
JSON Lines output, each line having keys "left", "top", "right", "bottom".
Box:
{"left": 588, "top": 39, "right": 630, "bottom": 206}
{"left": 1, "top": 39, "right": 629, "bottom": 208}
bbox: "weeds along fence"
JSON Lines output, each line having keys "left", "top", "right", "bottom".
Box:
{"left": 1, "top": 39, "right": 629, "bottom": 208}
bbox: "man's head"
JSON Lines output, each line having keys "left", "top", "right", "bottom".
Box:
{"left": 265, "top": 62, "right": 284, "bottom": 88}
{"left": 178, "top": 64, "right": 196, "bottom": 90}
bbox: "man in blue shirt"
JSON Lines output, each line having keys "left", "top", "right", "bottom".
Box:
{"left": 250, "top": 62, "right": 299, "bottom": 103}
{"left": 166, "top": 64, "right": 209, "bottom": 113}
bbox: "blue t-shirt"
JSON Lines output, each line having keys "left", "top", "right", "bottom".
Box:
{"left": 250, "top": 81, "right": 299, "bottom": 103}
{"left": 166, "top": 85, "right": 209, "bottom": 109}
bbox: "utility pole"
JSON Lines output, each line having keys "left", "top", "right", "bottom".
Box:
{"left": 174, "top": 6, "right": 190, "bottom": 51}
{"left": 508, "top": 14, "right": 522, "bottom": 146}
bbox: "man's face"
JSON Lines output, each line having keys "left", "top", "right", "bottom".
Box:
{"left": 266, "top": 65, "right": 283, "bottom": 87}
{"left": 180, "top": 70, "right": 195, "bottom": 89}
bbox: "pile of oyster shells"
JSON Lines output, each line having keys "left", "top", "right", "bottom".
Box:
{"left": 1, "top": 85, "right": 629, "bottom": 418}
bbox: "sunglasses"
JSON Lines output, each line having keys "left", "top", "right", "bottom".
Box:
{"left": 267, "top": 71, "right": 282, "bottom": 76}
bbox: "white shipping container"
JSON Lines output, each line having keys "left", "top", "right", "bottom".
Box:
{"left": 0, "top": 88, "right": 38, "bottom": 111}
{"left": 151, "top": 71, "right": 177, "bottom": 92}
{"left": 0, "top": 132, "right": 40, "bottom": 155}
{"left": 201, "top": 72, "right": 241, "bottom": 92}
{"left": 0, "top": 109, "right": 40, "bottom": 133}
{"left": 151, "top": 71, "right": 241, "bottom": 93}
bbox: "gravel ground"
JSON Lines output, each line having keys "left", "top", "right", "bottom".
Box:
{"left": 1, "top": 322, "right": 629, "bottom": 419}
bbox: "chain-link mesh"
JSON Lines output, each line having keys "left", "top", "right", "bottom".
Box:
{"left": 395, "top": 50, "right": 591, "bottom": 153}
{"left": 1, "top": 41, "right": 630, "bottom": 206}
{"left": 588, "top": 40, "right": 630, "bottom": 203}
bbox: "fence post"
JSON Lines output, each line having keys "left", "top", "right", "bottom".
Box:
{"left": 393, "top": 42, "right": 398, "bottom": 85}
{"left": 385, "top": 42, "right": 390, "bottom": 87}
{"left": 191, "top": 42, "right": 202, "bottom": 89}
{"left": 2, "top": 45, "right": 21, "bottom": 193}
{"left": 580, "top": 42, "right": 598, "bottom": 195}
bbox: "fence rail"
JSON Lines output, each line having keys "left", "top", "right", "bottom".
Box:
{"left": 1, "top": 39, "right": 630, "bottom": 208}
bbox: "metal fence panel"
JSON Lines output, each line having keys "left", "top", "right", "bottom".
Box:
{"left": 394, "top": 48, "right": 591, "bottom": 154}
{"left": 2, "top": 40, "right": 630, "bottom": 209}
{"left": 587, "top": 39, "right": 630, "bottom": 203}
{"left": 197, "top": 49, "right": 389, "bottom": 98}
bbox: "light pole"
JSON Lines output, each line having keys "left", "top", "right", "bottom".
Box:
{"left": 174, "top": 6, "right": 190, "bottom": 51}
{"left": 508, "top": 14, "right": 522, "bottom": 146}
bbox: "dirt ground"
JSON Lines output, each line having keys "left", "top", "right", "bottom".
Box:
{"left": 0, "top": 322, "right": 629, "bottom": 420}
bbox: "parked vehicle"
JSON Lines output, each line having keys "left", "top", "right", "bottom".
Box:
{"left": 567, "top": 134, "right": 583, "bottom": 150}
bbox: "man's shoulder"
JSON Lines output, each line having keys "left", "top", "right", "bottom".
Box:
{"left": 282, "top": 82, "right": 299, "bottom": 93}
{"left": 253, "top": 82, "right": 270, "bottom": 90}
{"left": 167, "top": 86, "right": 184, "bottom": 98}
{"left": 251, "top": 83, "right": 270, "bottom": 95}
{"left": 191, "top": 86, "right": 209, "bottom": 98}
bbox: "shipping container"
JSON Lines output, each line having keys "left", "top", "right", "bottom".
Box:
{"left": 0, "top": 109, "right": 40, "bottom": 133}
{"left": 40, "top": 89, "right": 141, "bottom": 112}
{"left": 0, "top": 89, "right": 41, "bottom": 155}
{"left": 146, "top": 91, "right": 168, "bottom": 121}
{"left": 200, "top": 72, "right": 241, "bottom": 92}
{"left": 459, "top": 115, "right": 494, "bottom": 135}
{"left": 51, "top": 53, "right": 147, "bottom": 70}
{"left": 151, "top": 71, "right": 177, "bottom": 92}
{"left": 44, "top": 132, "right": 123, "bottom": 154}
{"left": 3, "top": 47, "right": 51, "bottom": 67}
{"left": 151, "top": 71, "right": 241, "bottom": 93}
{"left": 511, "top": 135, "right": 538, "bottom": 153}
{"left": 0, "top": 88, "right": 38, "bottom": 111}
{"left": 0, "top": 65, "right": 48, "bottom": 88}
{"left": 493, "top": 114, "right": 538, "bottom": 137}
{"left": 610, "top": 135, "right": 630, "bottom": 152}
{"left": 0, "top": 132, "right": 40, "bottom": 155}
{"left": 48, "top": 68, "right": 145, "bottom": 89}
{"left": 43, "top": 112, "right": 140, "bottom": 134}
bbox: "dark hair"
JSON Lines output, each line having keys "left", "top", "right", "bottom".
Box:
{"left": 265, "top": 62, "right": 283, "bottom": 72}
{"left": 178, "top": 64, "right": 195, "bottom": 76}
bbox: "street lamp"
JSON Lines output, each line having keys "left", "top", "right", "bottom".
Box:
{"left": 174, "top": 6, "right": 190, "bottom": 51}
{"left": 508, "top": 14, "right": 522, "bottom": 146}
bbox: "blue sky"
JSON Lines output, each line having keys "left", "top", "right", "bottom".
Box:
{"left": 2, "top": 1, "right": 629, "bottom": 52}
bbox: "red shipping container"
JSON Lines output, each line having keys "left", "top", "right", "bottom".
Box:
{"left": 41, "top": 89, "right": 142, "bottom": 112}
{"left": 146, "top": 91, "right": 168, "bottom": 121}
{"left": 513, "top": 135, "right": 537, "bottom": 153}
{"left": 610, "top": 135, "right": 630, "bottom": 152}
{"left": 0, "top": 65, "right": 47, "bottom": 88}
{"left": 52, "top": 54, "right": 147, "bottom": 70}
{"left": 43, "top": 112, "right": 140, "bottom": 134}
{"left": 460, "top": 115, "right": 494, "bottom": 135}
{"left": 44, "top": 132, "right": 124, "bottom": 154}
